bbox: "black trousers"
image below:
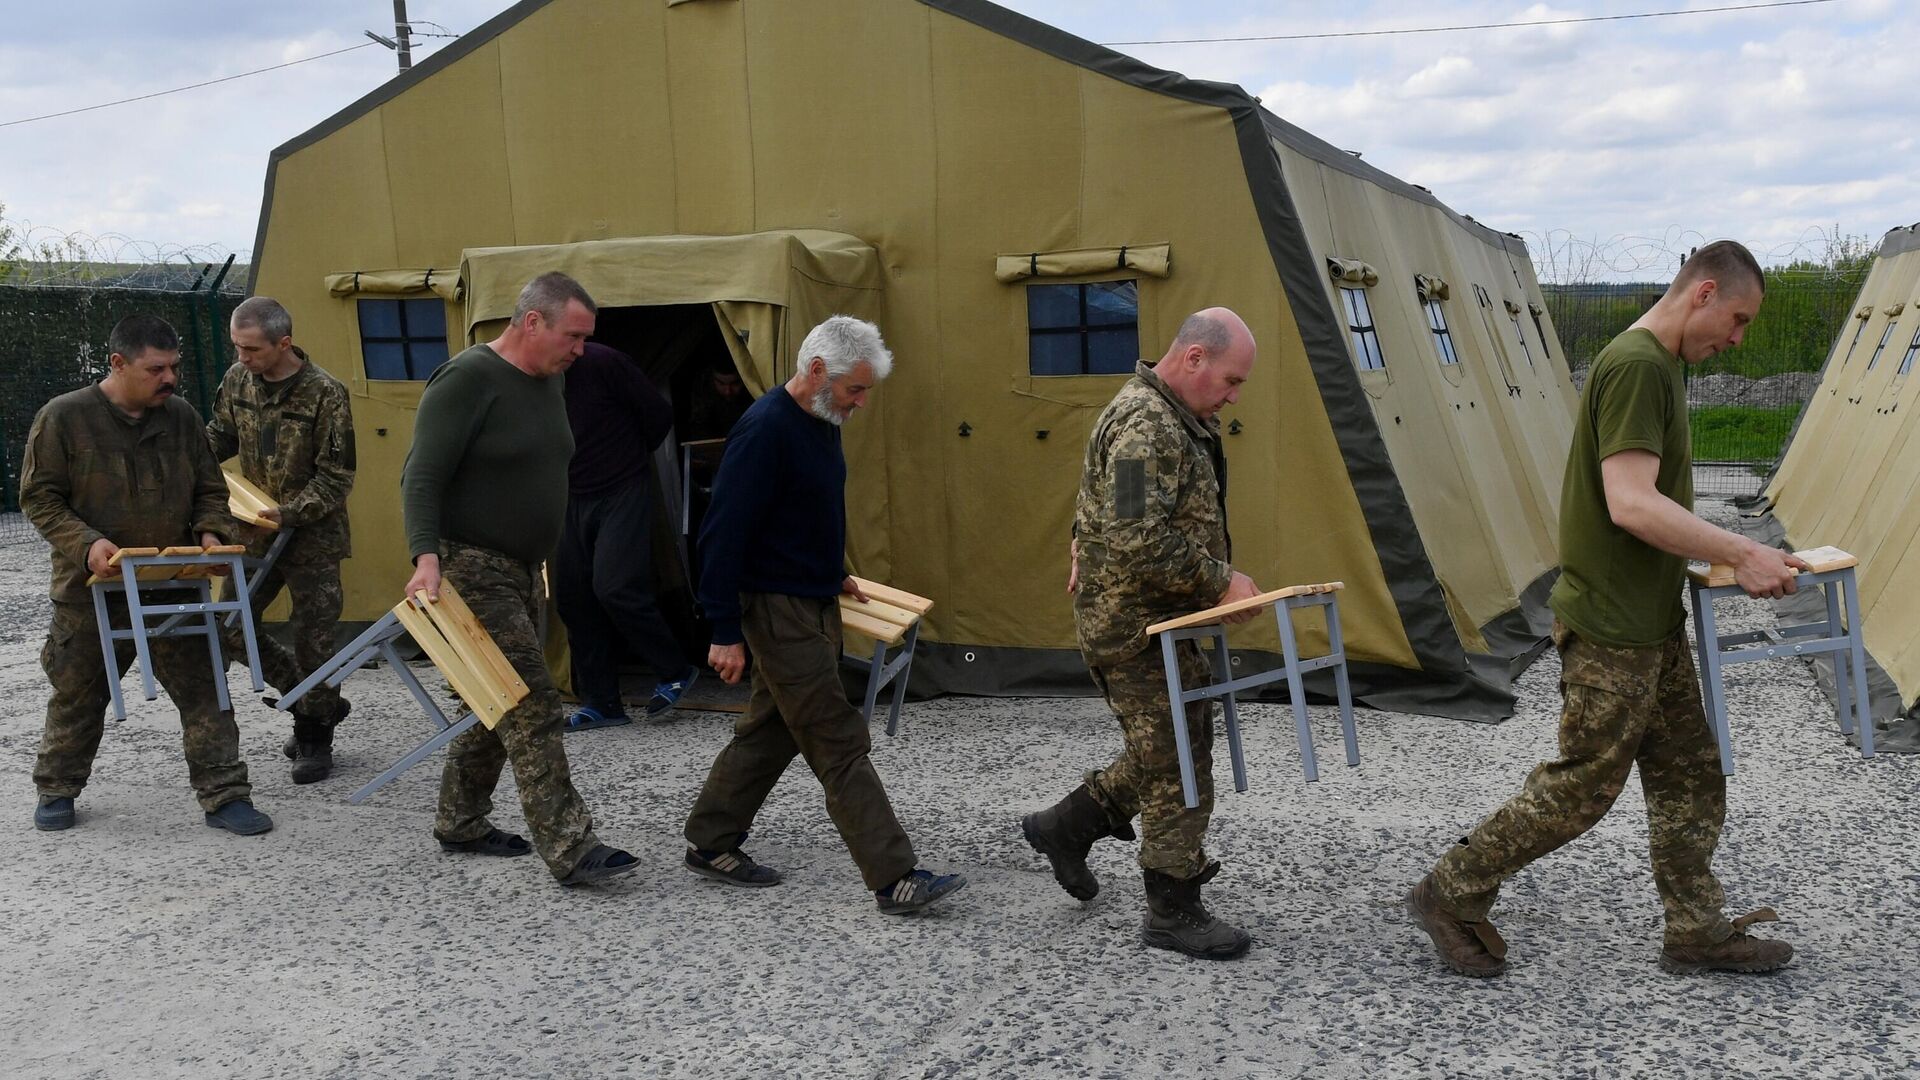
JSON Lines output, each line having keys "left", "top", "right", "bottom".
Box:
{"left": 552, "top": 479, "right": 685, "bottom": 712}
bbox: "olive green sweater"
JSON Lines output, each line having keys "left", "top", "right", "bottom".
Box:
{"left": 402, "top": 344, "right": 574, "bottom": 564}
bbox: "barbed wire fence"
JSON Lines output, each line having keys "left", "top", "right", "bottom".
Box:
{"left": 2, "top": 210, "right": 244, "bottom": 545}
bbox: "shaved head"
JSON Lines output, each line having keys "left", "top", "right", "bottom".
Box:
{"left": 1156, "top": 307, "right": 1256, "bottom": 420}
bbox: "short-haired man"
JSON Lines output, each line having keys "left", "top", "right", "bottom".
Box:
{"left": 682, "top": 316, "right": 966, "bottom": 914}
{"left": 402, "top": 272, "right": 637, "bottom": 885}
{"left": 553, "top": 342, "right": 694, "bottom": 730}
{"left": 1019, "top": 309, "right": 1261, "bottom": 960}
{"left": 22, "top": 314, "right": 271, "bottom": 835}
{"left": 206, "top": 296, "right": 356, "bottom": 783}
{"left": 1409, "top": 240, "right": 1804, "bottom": 977}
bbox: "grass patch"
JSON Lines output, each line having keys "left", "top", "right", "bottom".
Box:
{"left": 1691, "top": 403, "right": 1803, "bottom": 463}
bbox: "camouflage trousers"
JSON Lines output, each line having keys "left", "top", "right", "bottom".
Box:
{"left": 1431, "top": 621, "right": 1734, "bottom": 947}
{"left": 684, "top": 593, "right": 917, "bottom": 891}
{"left": 33, "top": 599, "right": 251, "bottom": 812}
{"left": 220, "top": 555, "right": 344, "bottom": 742}
{"left": 432, "top": 541, "right": 600, "bottom": 880}
{"left": 1084, "top": 642, "right": 1215, "bottom": 880}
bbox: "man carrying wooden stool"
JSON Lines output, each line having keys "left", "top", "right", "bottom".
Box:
{"left": 206, "top": 296, "right": 357, "bottom": 783}
{"left": 403, "top": 273, "right": 638, "bottom": 885}
{"left": 20, "top": 314, "right": 270, "bottom": 835}
{"left": 682, "top": 316, "right": 967, "bottom": 915}
{"left": 1408, "top": 241, "right": 1805, "bottom": 978}
{"left": 1021, "top": 309, "right": 1261, "bottom": 961}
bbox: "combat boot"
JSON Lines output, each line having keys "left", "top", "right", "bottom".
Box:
{"left": 1406, "top": 873, "right": 1508, "bottom": 978}
{"left": 289, "top": 742, "right": 333, "bottom": 784}
{"left": 1659, "top": 910, "right": 1793, "bottom": 974}
{"left": 1141, "top": 863, "right": 1251, "bottom": 960}
{"left": 1020, "top": 784, "right": 1136, "bottom": 901}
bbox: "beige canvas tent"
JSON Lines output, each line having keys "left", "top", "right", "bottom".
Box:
{"left": 248, "top": 0, "right": 1578, "bottom": 720}
{"left": 1763, "top": 223, "right": 1920, "bottom": 728}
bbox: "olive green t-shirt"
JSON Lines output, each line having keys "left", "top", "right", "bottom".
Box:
{"left": 1547, "top": 328, "right": 1693, "bottom": 648}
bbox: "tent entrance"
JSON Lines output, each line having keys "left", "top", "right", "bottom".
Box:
{"left": 586, "top": 302, "right": 752, "bottom": 667}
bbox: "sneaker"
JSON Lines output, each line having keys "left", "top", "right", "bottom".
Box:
{"left": 560, "top": 844, "right": 641, "bottom": 886}
{"left": 33, "top": 795, "right": 75, "bottom": 832}
{"left": 686, "top": 843, "right": 783, "bottom": 887}
{"left": 875, "top": 868, "right": 967, "bottom": 914}
{"left": 647, "top": 667, "right": 700, "bottom": 717}
{"left": 204, "top": 800, "right": 274, "bottom": 836}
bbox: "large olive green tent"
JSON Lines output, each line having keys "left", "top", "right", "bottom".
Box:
{"left": 1762, "top": 223, "right": 1920, "bottom": 730}
{"left": 248, "top": 0, "right": 1578, "bottom": 720}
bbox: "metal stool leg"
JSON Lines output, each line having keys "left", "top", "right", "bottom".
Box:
{"left": 349, "top": 710, "right": 482, "bottom": 805}
{"left": 1324, "top": 596, "right": 1359, "bottom": 767}
{"left": 194, "top": 580, "right": 233, "bottom": 713}
{"left": 1823, "top": 579, "right": 1855, "bottom": 739}
{"left": 885, "top": 623, "right": 919, "bottom": 737}
{"left": 92, "top": 585, "right": 130, "bottom": 722}
{"left": 1274, "top": 603, "right": 1319, "bottom": 782}
{"left": 1842, "top": 570, "right": 1874, "bottom": 758}
{"left": 120, "top": 564, "right": 161, "bottom": 703}
{"left": 1691, "top": 586, "right": 1735, "bottom": 776}
{"left": 859, "top": 639, "right": 887, "bottom": 725}
{"left": 1161, "top": 633, "right": 1200, "bottom": 809}
{"left": 1211, "top": 627, "right": 1248, "bottom": 795}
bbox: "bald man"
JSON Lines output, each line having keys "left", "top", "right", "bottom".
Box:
{"left": 1020, "top": 308, "right": 1262, "bottom": 960}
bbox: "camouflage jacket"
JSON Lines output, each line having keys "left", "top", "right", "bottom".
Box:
{"left": 205, "top": 352, "right": 355, "bottom": 564}
{"left": 1073, "top": 361, "right": 1234, "bottom": 667}
{"left": 19, "top": 385, "right": 231, "bottom": 604}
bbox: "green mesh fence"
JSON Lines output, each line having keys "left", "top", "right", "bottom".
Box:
{"left": 1544, "top": 270, "right": 1867, "bottom": 496}
{"left": 1, "top": 284, "right": 240, "bottom": 544}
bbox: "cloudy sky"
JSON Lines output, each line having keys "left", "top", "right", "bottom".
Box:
{"left": 1, "top": 0, "right": 1908, "bottom": 281}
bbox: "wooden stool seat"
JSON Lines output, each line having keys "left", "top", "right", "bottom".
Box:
{"left": 87, "top": 544, "right": 265, "bottom": 721}
{"left": 1688, "top": 547, "right": 1874, "bottom": 772}
{"left": 1149, "top": 582, "right": 1358, "bottom": 808}
{"left": 839, "top": 577, "right": 933, "bottom": 735}
{"left": 278, "top": 582, "right": 530, "bottom": 804}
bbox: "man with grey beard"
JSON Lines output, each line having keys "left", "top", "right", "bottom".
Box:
{"left": 681, "top": 316, "right": 967, "bottom": 915}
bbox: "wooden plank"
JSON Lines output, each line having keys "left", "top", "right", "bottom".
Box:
{"left": 847, "top": 577, "right": 933, "bottom": 616}
{"left": 393, "top": 598, "right": 504, "bottom": 729}
{"left": 1146, "top": 581, "right": 1346, "bottom": 636}
{"left": 423, "top": 583, "right": 531, "bottom": 713}
{"left": 223, "top": 471, "right": 282, "bottom": 531}
{"left": 838, "top": 595, "right": 919, "bottom": 634}
{"left": 409, "top": 591, "right": 518, "bottom": 720}
{"left": 1690, "top": 546, "right": 1858, "bottom": 587}
{"left": 106, "top": 547, "right": 161, "bottom": 566}
{"left": 840, "top": 605, "right": 908, "bottom": 646}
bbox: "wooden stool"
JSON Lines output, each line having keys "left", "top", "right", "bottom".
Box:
{"left": 1688, "top": 545, "right": 1874, "bottom": 774}
{"left": 1146, "top": 582, "right": 1357, "bottom": 808}
{"left": 220, "top": 469, "right": 294, "bottom": 628}
{"left": 87, "top": 544, "right": 265, "bottom": 721}
{"left": 838, "top": 577, "right": 933, "bottom": 736}
{"left": 277, "top": 582, "right": 530, "bottom": 804}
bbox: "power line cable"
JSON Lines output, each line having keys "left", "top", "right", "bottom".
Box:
{"left": 1098, "top": 0, "right": 1838, "bottom": 46}
{"left": 0, "top": 41, "right": 383, "bottom": 130}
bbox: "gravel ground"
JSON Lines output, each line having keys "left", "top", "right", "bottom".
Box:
{"left": 1, "top": 501, "right": 1915, "bottom": 1080}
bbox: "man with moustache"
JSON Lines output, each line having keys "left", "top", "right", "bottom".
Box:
{"left": 23, "top": 314, "right": 270, "bottom": 835}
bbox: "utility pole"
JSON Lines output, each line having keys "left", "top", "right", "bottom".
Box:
{"left": 365, "top": 0, "right": 414, "bottom": 74}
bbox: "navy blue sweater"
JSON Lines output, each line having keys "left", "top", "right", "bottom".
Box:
{"left": 563, "top": 343, "right": 674, "bottom": 498}
{"left": 698, "top": 388, "right": 847, "bottom": 645}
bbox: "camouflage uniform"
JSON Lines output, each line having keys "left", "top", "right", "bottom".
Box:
{"left": 1073, "top": 362, "right": 1234, "bottom": 880}
{"left": 205, "top": 354, "right": 355, "bottom": 741}
{"left": 431, "top": 540, "right": 601, "bottom": 881}
{"left": 19, "top": 385, "right": 251, "bottom": 811}
{"left": 1431, "top": 621, "right": 1733, "bottom": 946}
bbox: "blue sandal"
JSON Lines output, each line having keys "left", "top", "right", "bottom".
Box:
{"left": 564, "top": 706, "right": 631, "bottom": 732}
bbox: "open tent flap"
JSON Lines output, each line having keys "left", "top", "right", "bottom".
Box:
{"left": 456, "top": 230, "right": 887, "bottom": 390}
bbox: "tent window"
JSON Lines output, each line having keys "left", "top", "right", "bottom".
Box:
{"left": 1900, "top": 325, "right": 1920, "bottom": 376}
{"left": 1027, "top": 280, "right": 1139, "bottom": 376}
{"left": 357, "top": 298, "right": 450, "bottom": 381}
{"left": 1341, "top": 287, "right": 1386, "bottom": 371}
{"left": 1508, "top": 311, "right": 1536, "bottom": 370}
{"left": 1422, "top": 295, "right": 1459, "bottom": 366}
{"left": 1839, "top": 318, "right": 1868, "bottom": 368}
{"left": 1867, "top": 321, "right": 1899, "bottom": 371}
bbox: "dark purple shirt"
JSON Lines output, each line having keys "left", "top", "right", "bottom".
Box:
{"left": 562, "top": 343, "right": 674, "bottom": 498}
